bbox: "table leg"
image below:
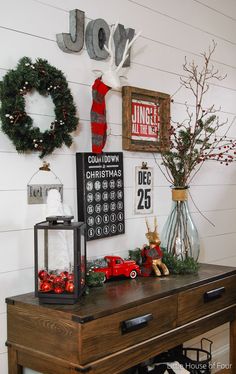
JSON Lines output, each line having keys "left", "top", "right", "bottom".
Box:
{"left": 8, "top": 346, "right": 23, "bottom": 374}
{"left": 230, "top": 315, "right": 236, "bottom": 374}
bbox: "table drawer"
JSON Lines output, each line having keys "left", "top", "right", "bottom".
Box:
{"left": 178, "top": 274, "right": 236, "bottom": 325}
{"left": 79, "top": 294, "right": 177, "bottom": 364}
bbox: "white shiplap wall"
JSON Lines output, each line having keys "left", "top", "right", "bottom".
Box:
{"left": 0, "top": 1, "right": 236, "bottom": 373}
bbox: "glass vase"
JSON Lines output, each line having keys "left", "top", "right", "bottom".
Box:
{"left": 161, "top": 188, "right": 200, "bottom": 261}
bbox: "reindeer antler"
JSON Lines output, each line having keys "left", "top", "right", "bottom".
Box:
{"left": 104, "top": 23, "right": 141, "bottom": 71}
{"left": 93, "top": 23, "right": 141, "bottom": 89}
{"left": 103, "top": 22, "right": 118, "bottom": 67}
{"left": 145, "top": 217, "right": 151, "bottom": 233}
{"left": 116, "top": 30, "right": 141, "bottom": 72}
{"left": 154, "top": 217, "right": 158, "bottom": 232}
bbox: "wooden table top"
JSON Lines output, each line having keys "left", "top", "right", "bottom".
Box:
{"left": 6, "top": 263, "right": 236, "bottom": 321}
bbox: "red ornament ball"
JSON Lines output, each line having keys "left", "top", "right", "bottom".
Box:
{"left": 60, "top": 271, "right": 69, "bottom": 280}
{"left": 53, "top": 276, "right": 65, "bottom": 288}
{"left": 38, "top": 269, "right": 49, "bottom": 281}
{"left": 54, "top": 286, "right": 64, "bottom": 294}
{"left": 40, "top": 281, "right": 53, "bottom": 293}
{"left": 49, "top": 274, "right": 56, "bottom": 282}
{"left": 67, "top": 273, "right": 74, "bottom": 281}
{"left": 65, "top": 281, "right": 75, "bottom": 293}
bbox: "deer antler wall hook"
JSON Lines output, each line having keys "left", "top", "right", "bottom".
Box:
{"left": 92, "top": 23, "right": 141, "bottom": 90}
{"left": 101, "top": 23, "right": 141, "bottom": 89}
{"left": 90, "top": 22, "right": 141, "bottom": 153}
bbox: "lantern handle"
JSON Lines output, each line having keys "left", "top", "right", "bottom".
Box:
{"left": 46, "top": 215, "right": 74, "bottom": 225}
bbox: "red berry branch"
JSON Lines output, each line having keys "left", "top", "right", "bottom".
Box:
{"left": 160, "top": 41, "right": 236, "bottom": 188}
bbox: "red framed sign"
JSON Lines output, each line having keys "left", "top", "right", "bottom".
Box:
{"left": 122, "top": 86, "right": 170, "bottom": 152}
{"left": 131, "top": 99, "right": 159, "bottom": 142}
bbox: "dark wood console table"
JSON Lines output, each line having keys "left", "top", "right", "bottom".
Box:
{"left": 6, "top": 264, "right": 236, "bottom": 374}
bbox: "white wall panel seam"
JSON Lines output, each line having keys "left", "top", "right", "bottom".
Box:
{"left": 1, "top": 102, "right": 236, "bottom": 119}
{"left": 201, "top": 232, "right": 236, "bottom": 239}
{"left": 137, "top": 35, "right": 236, "bottom": 71}
{"left": 0, "top": 266, "right": 34, "bottom": 275}
{"left": 0, "top": 56, "right": 235, "bottom": 92}
{"left": 31, "top": 0, "right": 69, "bottom": 13}
{"left": 212, "top": 255, "right": 236, "bottom": 263}
{"left": 29, "top": 0, "right": 236, "bottom": 48}
{"left": 127, "top": 0, "right": 236, "bottom": 46}
{"left": 2, "top": 185, "right": 236, "bottom": 192}
{"left": 0, "top": 25, "right": 55, "bottom": 43}
{"left": 0, "top": 228, "right": 32, "bottom": 233}
{"left": 1, "top": 212, "right": 236, "bottom": 234}
{"left": 192, "top": 0, "right": 236, "bottom": 21}
{"left": 0, "top": 19, "right": 235, "bottom": 73}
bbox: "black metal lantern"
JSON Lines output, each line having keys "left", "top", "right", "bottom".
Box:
{"left": 34, "top": 216, "right": 86, "bottom": 304}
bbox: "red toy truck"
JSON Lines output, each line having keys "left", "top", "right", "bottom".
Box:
{"left": 93, "top": 256, "right": 141, "bottom": 281}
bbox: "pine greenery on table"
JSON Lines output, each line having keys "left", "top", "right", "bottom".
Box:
{"left": 128, "top": 249, "right": 199, "bottom": 275}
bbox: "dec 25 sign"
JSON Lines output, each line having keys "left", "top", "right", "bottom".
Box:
{"left": 135, "top": 166, "right": 153, "bottom": 214}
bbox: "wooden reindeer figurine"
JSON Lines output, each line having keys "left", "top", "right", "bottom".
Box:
{"left": 90, "top": 23, "right": 141, "bottom": 153}
{"left": 141, "top": 217, "right": 169, "bottom": 277}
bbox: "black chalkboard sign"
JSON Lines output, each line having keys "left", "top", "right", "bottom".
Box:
{"left": 76, "top": 153, "right": 125, "bottom": 241}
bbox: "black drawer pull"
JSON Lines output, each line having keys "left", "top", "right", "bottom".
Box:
{"left": 204, "top": 287, "right": 225, "bottom": 302}
{"left": 121, "top": 313, "right": 153, "bottom": 334}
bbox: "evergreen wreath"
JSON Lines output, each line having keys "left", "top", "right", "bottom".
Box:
{"left": 0, "top": 57, "right": 78, "bottom": 158}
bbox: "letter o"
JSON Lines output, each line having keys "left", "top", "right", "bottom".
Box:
{"left": 85, "top": 18, "right": 110, "bottom": 60}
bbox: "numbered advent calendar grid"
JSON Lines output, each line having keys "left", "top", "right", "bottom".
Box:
{"left": 76, "top": 153, "right": 125, "bottom": 241}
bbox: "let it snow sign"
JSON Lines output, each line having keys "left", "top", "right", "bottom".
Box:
{"left": 134, "top": 165, "right": 153, "bottom": 214}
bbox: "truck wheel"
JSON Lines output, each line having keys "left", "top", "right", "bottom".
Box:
{"left": 129, "top": 270, "right": 138, "bottom": 279}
